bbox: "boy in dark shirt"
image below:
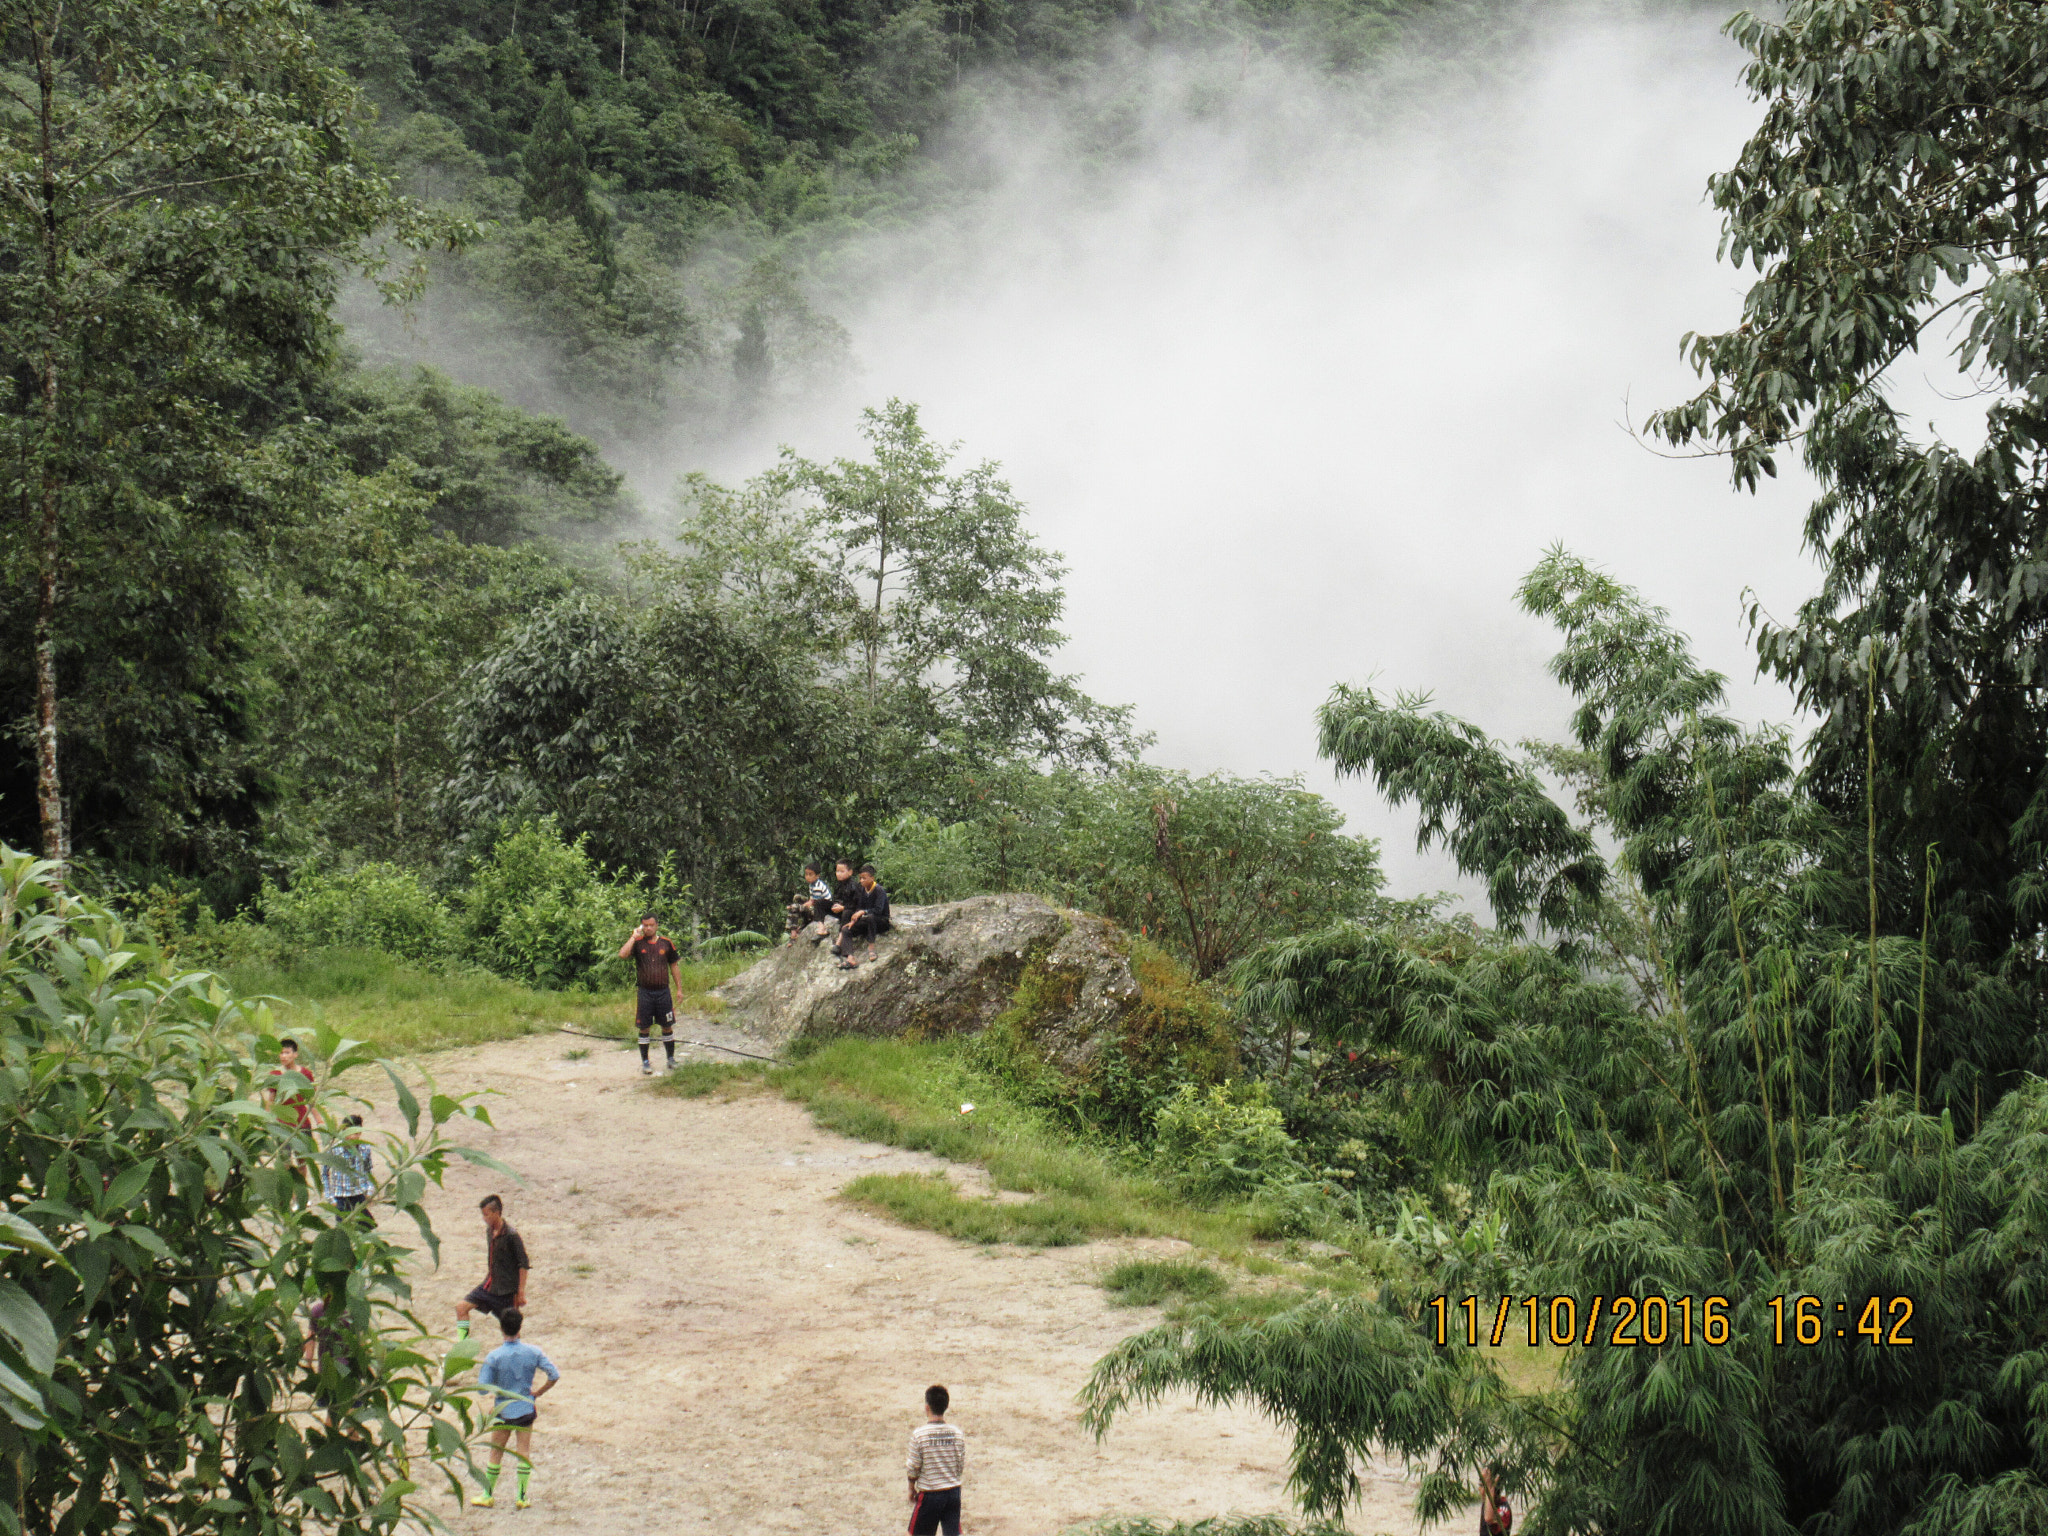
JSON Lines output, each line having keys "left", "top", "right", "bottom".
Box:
{"left": 825, "top": 859, "right": 857, "bottom": 937}
{"left": 455, "top": 1194, "right": 529, "bottom": 1339}
{"left": 834, "top": 865, "right": 892, "bottom": 969}
{"left": 616, "top": 911, "right": 682, "bottom": 1074}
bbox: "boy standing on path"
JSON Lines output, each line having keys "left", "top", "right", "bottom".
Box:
{"left": 470, "top": 1308, "right": 559, "bottom": 1509}
{"left": 617, "top": 911, "right": 682, "bottom": 1075}
{"left": 906, "top": 1384, "right": 965, "bottom": 1535}
{"left": 320, "top": 1113, "right": 375, "bottom": 1215}
{"left": 265, "top": 1038, "right": 316, "bottom": 1126}
{"left": 266, "top": 1038, "right": 318, "bottom": 1183}
{"left": 455, "top": 1195, "right": 528, "bottom": 1339}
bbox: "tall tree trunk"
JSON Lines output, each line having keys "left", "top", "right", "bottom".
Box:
{"left": 866, "top": 508, "right": 888, "bottom": 707}
{"left": 32, "top": 14, "right": 66, "bottom": 864}
{"left": 390, "top": 667, "right": 405, "bottom": 841}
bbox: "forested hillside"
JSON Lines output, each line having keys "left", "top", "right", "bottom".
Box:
{"left": 13, "top": 1, "right": 2048, "bottom": 1535}
{"left": 0, "top": 0, "right": 1425, "bottom": 927}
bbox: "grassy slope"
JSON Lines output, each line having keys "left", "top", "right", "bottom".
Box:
{"left": 663, "top": 1037, "right": 1352, "bottom": 1274}
{"left": 224, "top": 946, "right": 756, "bottom": 1057}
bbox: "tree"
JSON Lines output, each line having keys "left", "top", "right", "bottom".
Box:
{"left": 317, "top": 365, "right": 631, "bottom": 547}
{"left": 1081, "top": 551, "right": 2048, "bottom": 1533}
{"left": 1068, "top": 768, "right": 1385, "bottom": 979}
{"left": 0, "top": 844, "right": 504, "bottom": 1533}
{"left": 873, "top": 762, "right": 1384, "bottom": 979}
{"left": 671, "top": 399, "right": 1139, "bottom": 772}
{"left": 0, "top": 0, "right": 454, "bottom": 864}
{"left": 446, "top": 593, "right": 828, "bottom": 926}
{"left": 1647, "top": 0, "right": 2048, "bottom": 985}
{"left": 520, "top": 76, "right": 613, "bottom": 275}
{"left": 241, "top": 444, "right": 573, "bottom": 863}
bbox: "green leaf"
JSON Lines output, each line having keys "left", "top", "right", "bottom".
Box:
{"left": 447, "top": 1145, "right": 521, "bottom": 1180}
{"left": 72, "top": 1243, "right": 109, "bottom": 1310}
{"left": 0, "top": 1211, "right": 63, "bottom": 1263}
{"left": 100, "top": 1158, "right": 157, "bottom": 1214}
{"left": 382, "top": 1062, "right": 422, "bottom": 1137}
{"left": 119, "top": 1225, "right": 173, "bottom": 1261}
{"left": 20, "top": 972, "right": 65, "bottom": 1029}
{"left": 0, "top": 1280, "right": 57, "bottom": 1376}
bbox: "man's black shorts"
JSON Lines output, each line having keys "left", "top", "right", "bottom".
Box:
{"left": 636, "top": 986, "right": 676, "bottom": 1032}
{"left": 464, "top": 1286, "right": 516, "bottom": 1315}
{"left": 909, "top": 1486, "right": 960, "bottom": 1536}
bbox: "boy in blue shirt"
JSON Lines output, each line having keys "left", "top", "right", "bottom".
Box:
{"left": 471, "top": 1308, "right": 560, "bottom": 1509}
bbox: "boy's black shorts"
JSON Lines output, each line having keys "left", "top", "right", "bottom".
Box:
{"left": 636, "top": 986, "right": 675, "bottom": 1031}
{"left": 909, "top": 1486, "right": 960, "bottom": 1536}
{"left": 464, "top": 1286, "right": 516, "bottom": 1315}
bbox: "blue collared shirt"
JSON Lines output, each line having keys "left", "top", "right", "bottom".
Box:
{"left": 478, "top": 1338, "right": 559, "bottom": 1421}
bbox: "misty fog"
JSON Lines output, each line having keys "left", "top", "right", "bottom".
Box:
{"left": 685, "top": 8, "right": 1826, "bottom": 900}
{"left": 359, "top": 5, "right": 1874, "bottom": 901}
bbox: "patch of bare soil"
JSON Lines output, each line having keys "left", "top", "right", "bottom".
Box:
{"left": 364, "top": 1028, "right": 1436, "bottom": 1535}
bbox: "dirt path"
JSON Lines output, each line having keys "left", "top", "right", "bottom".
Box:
{"left": 364, "top": 1028, "right": 1434, "bottom": 1536}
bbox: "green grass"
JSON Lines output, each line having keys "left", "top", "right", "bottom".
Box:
{"left": 759, "top": 1037, "right": 1270, "bottom": 1252}
{"left": 1099, "top": 1258, "right": 1229, "bottom": 1307}
{"left": 1065, "top": 1521, "right": 1347, "bottom": 1536}
{"left": 657, "top": 1060, "right": 770, "bottom": 1099}
{"left": 224, "top": 945, "right": 755, "bottom": 1057}
{"left": 842, "top": 1172, "right": 1092, "bottom": 1246}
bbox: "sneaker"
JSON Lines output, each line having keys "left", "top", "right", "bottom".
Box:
{"left": 515, "top": 1497, "right": 532, "bottom": 1509}
{"left": 641, "top": 1060, "right": 653, "bottom": 1076}
{"left": 470, "top": 1494, "right": 495, "bottom": 1508}
{"left": 666, "top": 1059, "right": 679, "bottom": 1072}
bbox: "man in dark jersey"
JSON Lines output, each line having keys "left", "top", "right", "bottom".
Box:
{"left": 616, "top": 912, "right": 682, "bottom": 1075}
{"left": 455, "top": 1194, "right": 529, "bottom": 1338}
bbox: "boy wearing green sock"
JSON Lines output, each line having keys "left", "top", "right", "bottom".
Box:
{"left": 470, "top": 1308, "right": 559, "bottom": 1509}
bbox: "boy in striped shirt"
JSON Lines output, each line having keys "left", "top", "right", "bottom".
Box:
{"left": 906, "top": 1384, "right": 965, "bottom": 1535}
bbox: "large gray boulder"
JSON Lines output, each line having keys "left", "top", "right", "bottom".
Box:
{"left": 711, "top": 893, "right": 1147, "bottom": 1067}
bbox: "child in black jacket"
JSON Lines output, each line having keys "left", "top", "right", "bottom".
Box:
{"left": 833, "top": 865, "right": 891, "bottom": 968}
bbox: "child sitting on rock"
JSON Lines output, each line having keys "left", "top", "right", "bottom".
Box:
{"left": 785, "top": 862, "right": 834, "bottom": 943}
{"left": 834, "top": 865, "right": 891, "bottom": 969}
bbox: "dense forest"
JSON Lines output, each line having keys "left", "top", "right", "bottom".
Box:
{"left": 0, "top": 0, "right": 1454, "bottom": 926}
{"left": 9, "top": 0, "right": 2048, "bottom": 1532}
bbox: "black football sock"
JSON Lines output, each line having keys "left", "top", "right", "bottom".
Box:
{"left": 638, "top": 1036, "right": 650, "bottom": 1065}
{"left": 662, "top": 1031, "right": 676, "bottom": 1065}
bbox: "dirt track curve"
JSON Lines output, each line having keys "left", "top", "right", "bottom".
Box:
{"left": 362, "top": 1027, "right": 1436, "bottom": 1536}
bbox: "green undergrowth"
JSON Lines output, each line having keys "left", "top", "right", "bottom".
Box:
{"left": 770, "top": 1036, "right": 1262, "bottom": 1251}
{"left": 1100, "top": 1258, "right": 1229, "bottom": 1307}
{"left": 841, "top": 1171, "right": 1095, "bottom": 1246}
{"left": 656, "top": 1037, "right": 1362, "bottom": 1266}
{"left": 224, "top": 945, "right": 753, "bottom": 1057}
{"left": 1067, "top": 1521, "right": 1347, "bottom": 1536}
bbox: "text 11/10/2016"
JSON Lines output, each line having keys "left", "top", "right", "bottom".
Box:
{"left": 1425, "top": 1294, "right": 1918, "bottom": 1349}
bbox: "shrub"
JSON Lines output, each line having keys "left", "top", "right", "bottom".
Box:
{"left": 457, "top": 818, "right": 654, "bottom": 989}
{"left": 1151, "top": 1082, "right": 1307, "bottom": 1201}
{"left": 0, "top": 844, "right": 498, "bottom": 1532}
{"left": 260, "top": 862, "right": 456, "bottom": 965}
{"left": 871, "top": 810, "right": 985, "bottom": 903}
{"left": 1264, "top": 1079, "right": 1417, "bottom": 1199}
{"left": 976, "top": 938, "right": 1236, "bottom": 1143}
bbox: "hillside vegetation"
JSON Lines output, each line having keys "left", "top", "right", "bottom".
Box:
{"left": 6, "top": 0, "right": 2048, "bottom": 1532}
